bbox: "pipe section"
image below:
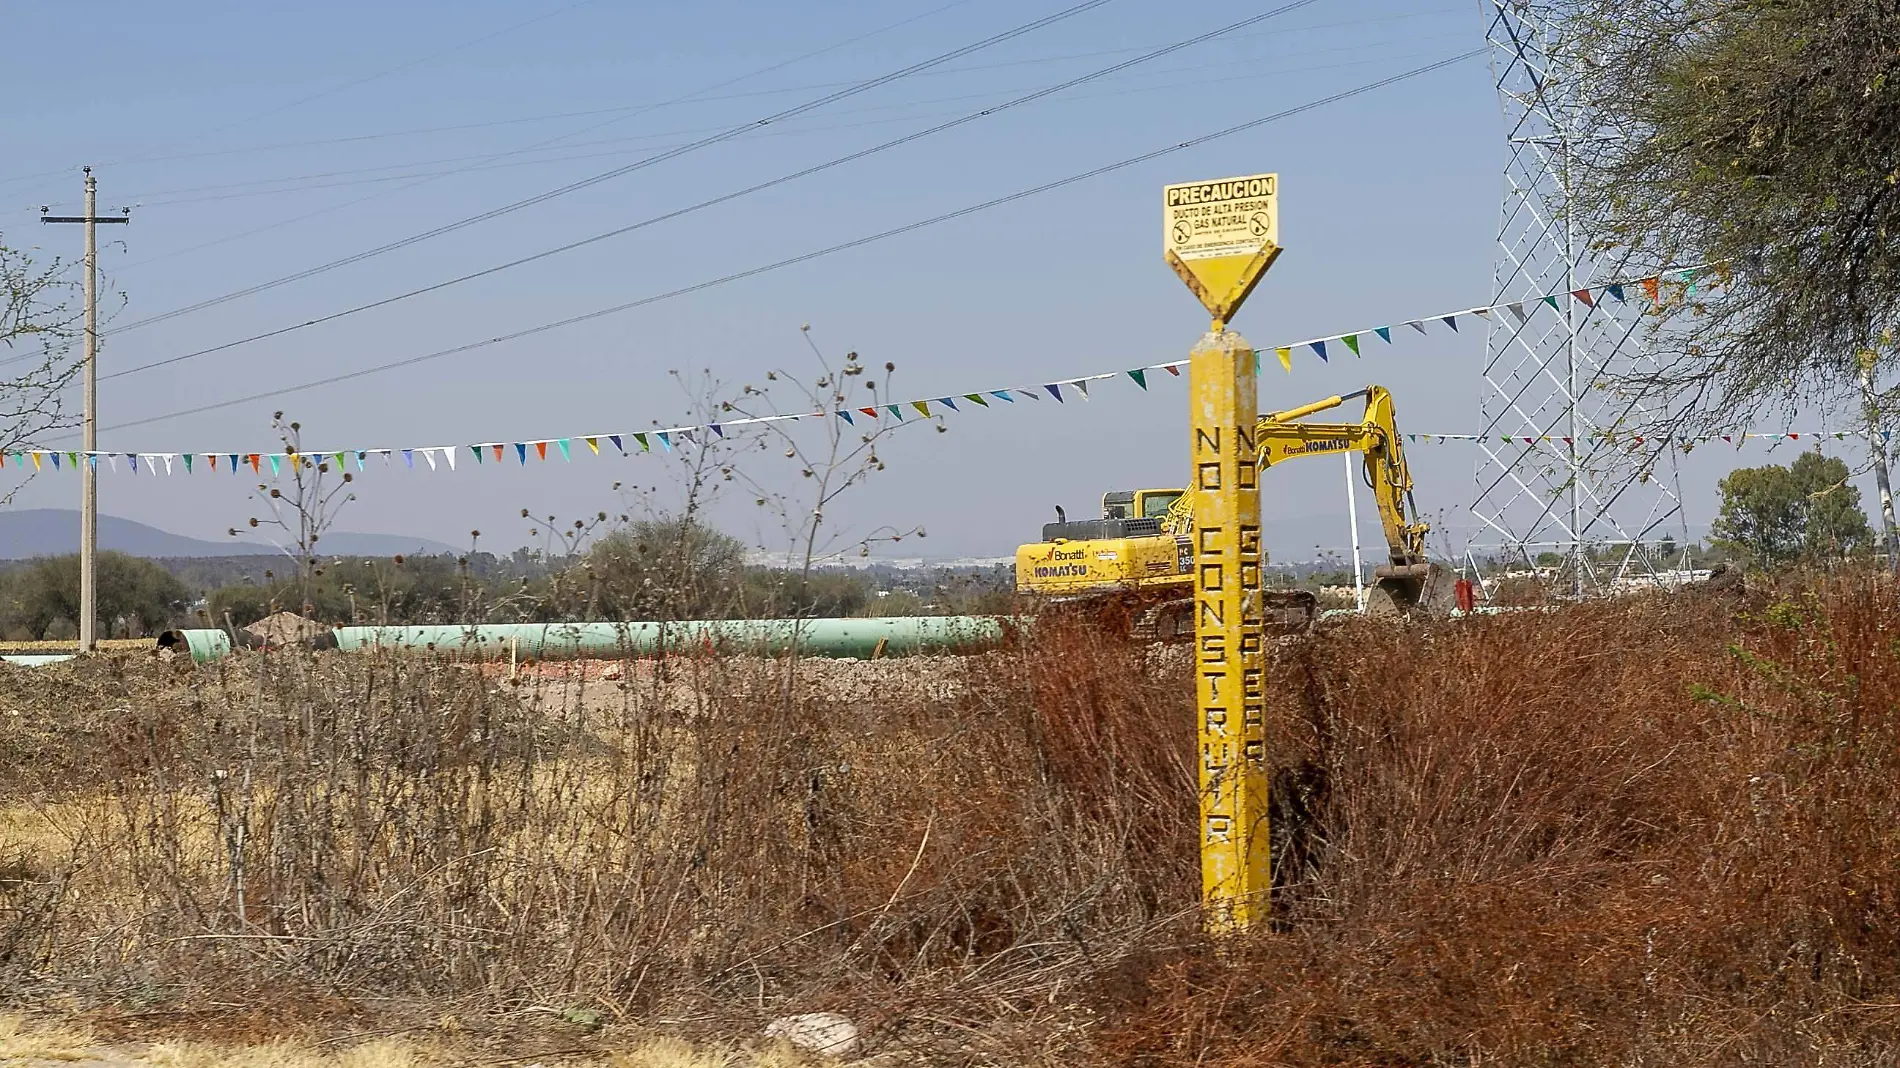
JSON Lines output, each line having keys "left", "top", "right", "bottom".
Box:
{"left": 159, "top": 616, "right": 1012, "bottom": 663}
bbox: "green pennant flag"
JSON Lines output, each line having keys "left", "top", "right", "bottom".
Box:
{"left": 1127, "top": 368, "right": 1147, "bottom": 390}
{"left": 1342, "top": 334, "right": 1361, "bottom": 357}
{"left": 473, "top": 445, "right": 484, "bottom": 463}
{"left": 182, "top": 454, "right": 193, "bottom": 473}
{"left": 268, "top": 455, "right": 282, "bottom": 476}
{"left": 333, "top": 452, "right": 345, "bottom": 469}
{"left": 963, "top": 393, "right": 990, "bottom": 407}
{"left": 633, "top": 433, "right": 650, "bottom": 451}
{"left": 66, "top": 452, "right": 77, "bottom": 469}
{"left": 887, "top": 404, "right": 903, "bottom": 420}
{"left": 1543, "top": 294, "right": 1561, "bottom": 311}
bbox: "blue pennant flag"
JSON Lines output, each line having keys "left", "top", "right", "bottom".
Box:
{"left": 609, "top": 434, "right": 624, "bottom": 453}
{"left": 1309, "top": 340, "right": 1327, "bottom": 361}
{"left": 1441, "top": 315, "right": 1459, "bottom": 332}
{"left": 938, "top": 396, "right": 958, "bottom": 411}
{"left": 515, "top": 443, "right": 527, "bottom": 465}
{"left": 1375, "top": 326, "right": 1391, "bottom": 343}
{"left": 992, "top": 390, "right": 1014, "bottom": 402}
{"left": 1044, "top": 384, "right": 1064, "bottom": 402}
{"left": 837, "top": 409, "right": 854, "bottom": 425}
{"left": 1606, "top": 283, "right": 1625, "bottom": 303}
{"left": 657, "top": 432, "right": 672, "bottom": 451}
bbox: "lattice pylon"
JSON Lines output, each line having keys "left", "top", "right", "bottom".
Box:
{"left": 1472, "top": 0, "right": 1682, "bottom": 592}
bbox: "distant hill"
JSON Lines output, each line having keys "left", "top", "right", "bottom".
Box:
{"left": 0, "top": 509, "right": 457, "bottom": 560}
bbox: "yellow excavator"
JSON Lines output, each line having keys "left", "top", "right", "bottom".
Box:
{"left": 1014, "top": 384, "right": 1451, "bottom": 638}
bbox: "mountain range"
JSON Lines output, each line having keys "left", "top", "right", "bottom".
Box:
{"left": 0, "top": 509, "right": 457, "bottom": 560}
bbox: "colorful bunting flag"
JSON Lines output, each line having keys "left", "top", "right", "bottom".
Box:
{"left": 1275, "top": 347, "right": 1292, "bottom": 373}
{"left": 1342, "top": 334, "right": 1360, "bottom": 357}
{"left": 1126, "top": 370, "right": 1147, "bottom": 390}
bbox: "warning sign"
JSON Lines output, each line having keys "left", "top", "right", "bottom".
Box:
{"left": 1163, "top": 172, "right": 1280, "bottom": 321}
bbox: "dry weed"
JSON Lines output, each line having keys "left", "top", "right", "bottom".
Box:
{"left": 8, "top": 577, "right": 1900, "bottom": 1064}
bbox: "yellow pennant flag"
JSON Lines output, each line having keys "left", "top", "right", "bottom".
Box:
{"left": 30, "top": 453, "right": 42, "bottom": 471}
{"left": 586, "top": 436, "right": 599, "bottom": 455}
{"left": 1275, "top": 347, "right": 1292, "bottom": 373}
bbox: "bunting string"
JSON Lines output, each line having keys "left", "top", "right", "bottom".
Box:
{"left": 1, "top": 267, "right": 1821, "bottom": 479}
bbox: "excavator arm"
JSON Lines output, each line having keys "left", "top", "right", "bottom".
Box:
{"left": 1256, "top": 384, "right": 1428, "bottom": 568}
{"left": 1159, "top": 384, "right": 1446, "bottom": 614}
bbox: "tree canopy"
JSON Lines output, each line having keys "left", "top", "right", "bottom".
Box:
{"left": 1573, "top": 0, "right": 1900, "bottom": 425}
{"left": 1712, "top": 451, "right": 1871, "bottom": 567}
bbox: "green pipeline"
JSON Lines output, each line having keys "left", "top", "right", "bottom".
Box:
{"left": 160, "top": 617, "right": 1013, "bottom": 663}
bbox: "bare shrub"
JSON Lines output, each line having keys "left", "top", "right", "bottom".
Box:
{"left": 11, "top": 576, "right": 1900, "bottom": 1064}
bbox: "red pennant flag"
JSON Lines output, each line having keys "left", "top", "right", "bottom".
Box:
{"left": 859, "top": 407, "right": 878, "bottom": 419}
{"left": 1789, "top": 433, "right": 1799, "bottom": 440}
{"left": 248, "top": 454, "right": 261, "bottom": 473}
{"left": 1165, "top": 365, "right": 1181, "bottom": 376}
{"left": 1641, "top": 277, "right": 1661, "bottom": 305}
{"left": 1634, "top": 436, "right": 1644, "bottom": 445}
{"left": 1563, "top": 436, "right": 1573, "bottom": 445}
{"left": 493, "top": 445, "right": 505, "bottom": 462}
{"left": 1722, "top": 435, "right": 1732, "bottom": 443}
{"left": 1572, "top": 288, "right": 1595, "bottom": 307}
{"left": 535, "top": 442, "right": 547, "bottom": 461}
{"left": 209, "top": 454, "right": 218, "bottom": 470}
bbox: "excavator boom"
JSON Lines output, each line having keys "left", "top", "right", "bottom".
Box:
{"left": 1016, "top": 383, "right": 1449, "bottom": 633}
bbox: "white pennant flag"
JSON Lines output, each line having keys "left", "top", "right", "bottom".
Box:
{"left": 421, "top": 448, "right": 438, "bottom": 470}
{"left": 445, "top": 448, "right": 457, "bottom": 471}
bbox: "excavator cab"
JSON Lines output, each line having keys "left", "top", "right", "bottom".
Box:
{"left": 1103, "top": 489, "right": 1184, "bottom": 521}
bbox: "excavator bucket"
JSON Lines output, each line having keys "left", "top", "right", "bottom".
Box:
{"left": 1368, "top": 561, "right": 1457, "bottom": 618}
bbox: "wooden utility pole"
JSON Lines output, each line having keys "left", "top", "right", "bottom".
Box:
{"left": 42, "top": 168, "right": 128, "bottom": 652}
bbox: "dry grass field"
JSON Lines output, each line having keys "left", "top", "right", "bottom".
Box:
{"left": 4, "top": 575, "right": 1900, "bottom": 1064}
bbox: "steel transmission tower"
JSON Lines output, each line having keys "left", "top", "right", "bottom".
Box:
{"left": 1473, "top": 0, "right": 1682, "bottom": 591}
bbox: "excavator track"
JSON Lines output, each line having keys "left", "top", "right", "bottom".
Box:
{"left": 1039, "top": 589, "right": 1319, "bottom": 643}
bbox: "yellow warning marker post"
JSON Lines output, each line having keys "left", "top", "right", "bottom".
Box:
{"left": 1166, "top": 172, "right": 1279, "bottom": 933}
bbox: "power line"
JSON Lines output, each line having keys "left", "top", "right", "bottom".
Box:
{"left": 89, "top": 49, "right": 1487, "bottom": 437}
{"left": 101, "top": 0, "right": 1114, "bottom": 337}
{"left": 80, "top": 0, "right": 982, "bottom": 277}
{"left": 98, "top": 0, "right": 1326, "bottom": 381}
{"left": 1, "top": 5, "right": 1463, "bottom": 188}
{"left": 0, "top": 0, "right": 608, "bottom": 197}
{"left": 90, "top": 32, "right": 1462, "bottom": 210}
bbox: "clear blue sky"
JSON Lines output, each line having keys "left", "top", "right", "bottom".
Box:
{"left": 0, "top": 0, "right": 1858, "bottom": 561}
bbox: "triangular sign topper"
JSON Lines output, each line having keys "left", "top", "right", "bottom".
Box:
{"left": 1163, "top": 172, "right": 1281, "bottom": 323}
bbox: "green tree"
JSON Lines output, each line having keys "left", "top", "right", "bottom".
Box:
{"left": 587, "top": 517, "right": 748, "bottom": 620}
{"left": 1573, "top": 0, "right": 1900, "bottom": 426}
{"left": 1712, "top": 452, "right": 1871, "bottom": 568}
{"left": 6, "top": 552, "right": 190, "bottom": 639}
